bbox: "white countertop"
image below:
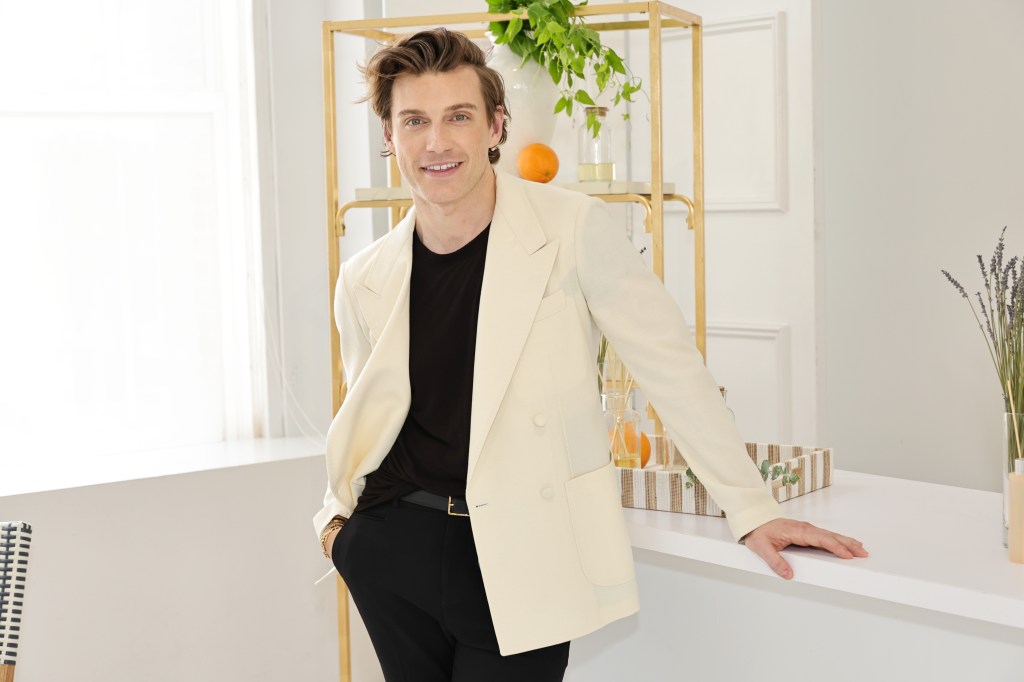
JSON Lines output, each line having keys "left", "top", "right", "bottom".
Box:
{"left": 624, "top": 469, "right": 1024, "bottom": 630}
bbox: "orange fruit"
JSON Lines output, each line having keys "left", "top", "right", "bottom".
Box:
{"left": 608, "top": 424, "right": 652, "bottom": 468}
{"left": 636, "top": 431, "right": 651, "bottom": 468}
{"left": 517, "top": 143, "right": 559, "bottom": 183}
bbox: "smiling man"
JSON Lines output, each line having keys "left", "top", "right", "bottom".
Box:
{"left": 387, "top": 69, "right": 501, "bottom": 251}
{"left": 315, "top": 27, "right": 866, "bottom": 682}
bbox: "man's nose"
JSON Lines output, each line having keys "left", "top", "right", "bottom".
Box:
{"left": 425, "top": 124, "right": 452, "bottom": 152}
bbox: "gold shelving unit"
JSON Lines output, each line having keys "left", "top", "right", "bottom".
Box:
{"left": 321, "top": 4, "right": 703, "bottom": 680}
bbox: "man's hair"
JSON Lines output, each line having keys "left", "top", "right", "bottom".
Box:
{"left": 360, "top": 27, "right": 510, "bottom": 164}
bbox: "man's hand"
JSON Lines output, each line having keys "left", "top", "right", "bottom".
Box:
{"left": 742, "top": 518, "right": 868, "bottom": 580}
{"left": 325, "top": 526, "right": 343, "bottom": 561}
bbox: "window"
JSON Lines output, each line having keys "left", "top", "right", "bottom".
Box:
{"left": 0, "top": 0, "right": 266, "bottom": 468}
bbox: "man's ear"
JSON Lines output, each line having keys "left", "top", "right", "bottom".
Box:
{"left": 382, "top": 118, "right": 395, "bottom": 154}
{"left": 490, "top": 106, "right": 505, "bottom": 146}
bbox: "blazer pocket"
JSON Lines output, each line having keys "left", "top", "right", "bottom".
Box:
{"left": 565, "top": 462, "right": 636, "bottom": 586}
{"left": 534, "top": 289, "right": 565, "bottom": 322}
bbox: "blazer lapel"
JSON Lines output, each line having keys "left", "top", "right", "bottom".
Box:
{"left": 353, "top": 209, "right": 416, "bottom": 345}
{"left": 468, "top": 173, "right": 558, "bottom": 485}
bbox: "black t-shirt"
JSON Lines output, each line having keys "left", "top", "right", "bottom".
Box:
{"left": 354, "top": 224, "right": 490, "bottom": 511}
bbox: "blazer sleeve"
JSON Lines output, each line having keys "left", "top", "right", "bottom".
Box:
{"left": 313, "top": 262, "right": 373, "bottom": 539}
{"left": 574, "top": 198, "right": 785, "bottom": 541}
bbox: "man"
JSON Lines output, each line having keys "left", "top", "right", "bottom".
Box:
{"left": 315, "top": 28, "right": 867, "bottom": 682}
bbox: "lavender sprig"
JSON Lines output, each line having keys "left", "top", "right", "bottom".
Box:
{"left": 944, "top": 227, "right": 1024, "bottom": 471}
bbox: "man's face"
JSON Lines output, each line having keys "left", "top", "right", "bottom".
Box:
{"left": 385, "top": 66, "right": 503, "bottom": 212}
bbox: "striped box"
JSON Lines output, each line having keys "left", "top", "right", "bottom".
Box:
{"left": 617, "top": 443, "right": 833, "bottom": 517}
{"left": 1, "top": 522, "right": 31, "bottom": 671}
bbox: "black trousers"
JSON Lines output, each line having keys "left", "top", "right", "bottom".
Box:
{"left": 332, "top": 498, "right": 571, "bottom": 681}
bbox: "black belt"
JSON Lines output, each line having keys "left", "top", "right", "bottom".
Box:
{"left": 400, "top": 490, "right": 470, "bottom": 517}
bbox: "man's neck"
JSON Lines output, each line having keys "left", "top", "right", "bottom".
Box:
{"left": 413, "top": 170, "right": 496, "bottom": 255}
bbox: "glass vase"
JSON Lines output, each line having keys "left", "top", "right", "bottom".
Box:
{"left": 1003, "top": 413, "right": 1024, "bottom": 547}
{"left": 577, "top": 106, "right": 615, "bottom": 182}
{"left": 606, "top": 391, "right": 641, "bottom": 468}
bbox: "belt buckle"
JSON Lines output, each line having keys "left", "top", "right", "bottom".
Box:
{"left": 447, "top": 496, "right": 470, "bottom": 517}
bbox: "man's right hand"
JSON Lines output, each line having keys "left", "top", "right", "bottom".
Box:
{"left": 326, "top": 526, "right": 343, "bottom": 561}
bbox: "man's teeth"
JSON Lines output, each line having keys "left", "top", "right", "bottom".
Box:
{"left": 425, "top": 162, "right": 459, "bottom": 171}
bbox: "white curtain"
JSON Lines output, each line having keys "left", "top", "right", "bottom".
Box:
{"left": 0, "top": 0, "right": 266, "bottom": 464}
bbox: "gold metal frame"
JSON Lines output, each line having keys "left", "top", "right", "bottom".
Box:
{"left": 322, "top": 5, "right": 703, "bottom": 680}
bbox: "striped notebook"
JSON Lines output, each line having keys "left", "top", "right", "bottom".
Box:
{"left": 1, "top": 522, "right": 31, "bottom": 670}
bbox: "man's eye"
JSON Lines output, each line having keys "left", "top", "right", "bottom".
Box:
{"left": 453, "top": 113, "right": 469, "bottom": 121}
{"left": 406, "top": 118, "right": 423, "bottom": 126}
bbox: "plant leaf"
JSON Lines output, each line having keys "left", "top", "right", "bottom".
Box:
{"left": 506, "top": 16, "right": 523, "bottom": 42}
{"left": 606, "top": 49, "right": 626, "bottom": 75}
{"left": 553, "top": 96, "right": 568, "bottom": 114}
{"left": 575, "top": 89, "right": 595, "bottom": 105}
{"left": 548, "top": 58, "right": 562, "bottom": 85}
{"left": 489, "top": 21, "right": 507, "bottom": 43}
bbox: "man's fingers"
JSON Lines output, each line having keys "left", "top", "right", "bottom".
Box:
{"left": 771, "top": 554, "right": 793, "bottom": 580}
{"left": 747, "top": 536, "right": 794, "bottom": 580}
{"left": 743, "top": 519, "right": 868, "bottom": 580}
{"left": 786, "top": 523, "right": 869, "bottom": 559}
{"left": 814, "top": 531, "right": 870, "bottom": 559}
{"left": 840, "top": 535, "right": 870, "bottom": 557}
{"left": 820, "top": 534, "right": 855, "bottom": 559}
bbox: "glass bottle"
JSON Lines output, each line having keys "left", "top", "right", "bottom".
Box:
{"left": 605, "top": 391, "right": 641, "bottom": 468}
{"left": 578, "top": 106, "right": 615, "bottom": 182}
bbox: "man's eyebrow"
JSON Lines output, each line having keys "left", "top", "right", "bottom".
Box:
{"left": 395, "top": 103, "right": 479, "bottom": 118}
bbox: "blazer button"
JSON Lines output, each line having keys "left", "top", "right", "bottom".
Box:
{"left": 533, "top": 414, "right": 547, "bottom": 427}
{"left": 541, "top": 487, "right": 554, "bottom": 499}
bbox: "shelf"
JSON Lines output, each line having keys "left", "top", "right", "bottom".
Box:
{"left": 354, "top": 181, "right": 678, "bottom": 201}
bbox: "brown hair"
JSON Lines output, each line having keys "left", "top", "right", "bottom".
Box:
{"left": 359, "top": 27, "right": 510, "bottom": 164}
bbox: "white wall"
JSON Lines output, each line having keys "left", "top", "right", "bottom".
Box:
{"left": 623, "top": 0, "right": 820, "bottom": 447}
{"left": 0, "top": 457, "right": 341, "bottom": 682}
{"left": 819, "top": 0, "right": 1024, "bottom": 490}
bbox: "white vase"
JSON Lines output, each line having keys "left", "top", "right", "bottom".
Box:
{"left": 487, "top": 40, "right": 560, "bottom": 176}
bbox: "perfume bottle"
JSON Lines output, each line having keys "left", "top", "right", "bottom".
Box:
{"left": 577, "top": 106, "right": 615, "bottom": 182}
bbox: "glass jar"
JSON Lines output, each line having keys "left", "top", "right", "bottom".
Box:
{"left": 578, "top": 106, "right": 615, "bottom": 182}
{"left": 605, "top": 391, "right": 641, "bottom": 468}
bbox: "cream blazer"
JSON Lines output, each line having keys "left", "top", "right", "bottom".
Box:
{"left": 314, "top": 171, "right": 783, "bottom": 655}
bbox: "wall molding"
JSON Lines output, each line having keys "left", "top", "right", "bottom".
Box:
{"left": 689, "top": 320, "right": 792, "bottom": 442}
{"left": 665, "top": 12, "right": 788, "bottom": 213}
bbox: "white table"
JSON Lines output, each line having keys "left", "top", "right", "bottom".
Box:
{"left": 623, "top": 469, "right": 1024, "bottom": 629}
{"left": 566, "top": 469, "right": 1024, "bottom": 682}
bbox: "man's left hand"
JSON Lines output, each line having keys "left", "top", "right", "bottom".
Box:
{"left": 742, "top": 518, "right": 868, "bottom": 580}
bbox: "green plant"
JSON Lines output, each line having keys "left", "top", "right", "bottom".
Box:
{"left": 758, "top": 460, "right": 800, "bottom": 487}
{"left": 683, "top": 462, "right": 800, "bottom": 490}
{"left": 487, "top": 0, "right": 642, "bottom": 136}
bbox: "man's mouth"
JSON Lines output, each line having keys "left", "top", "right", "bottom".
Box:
{"left": 422, "top": 161, "right": 462, "bottom": 173}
